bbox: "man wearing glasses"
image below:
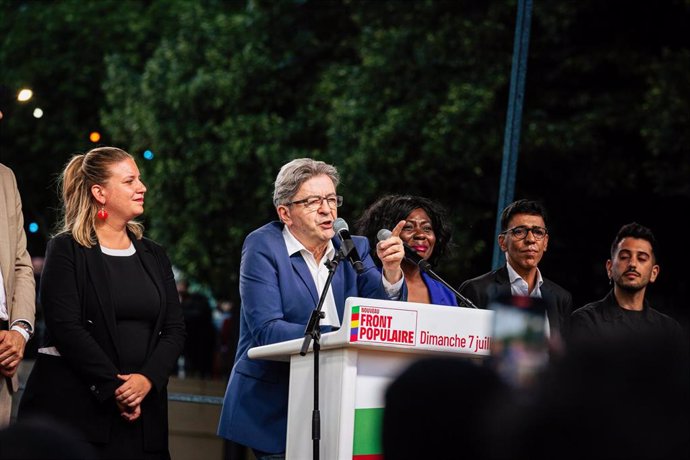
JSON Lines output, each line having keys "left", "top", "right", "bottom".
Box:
{"left": 458, "top": 199, "right": 573, "bottom": 345}
{"left": 217, "top": 158, "right": 406, "bottom": 460}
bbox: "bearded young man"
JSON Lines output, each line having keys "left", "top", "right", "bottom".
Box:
{"left": 570, "top": 222, "right": 685, "bottom": 350}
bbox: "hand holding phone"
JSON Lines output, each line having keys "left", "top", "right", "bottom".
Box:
{"left": 489, "top": 295, "right": 549, "bottom": 389}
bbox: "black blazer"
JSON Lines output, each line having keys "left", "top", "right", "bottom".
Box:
{"left": 458, "top": 266, "right": 573, "bottom": 339}
{"left": 18, "top": 232, "right": 186, "bottom": 451}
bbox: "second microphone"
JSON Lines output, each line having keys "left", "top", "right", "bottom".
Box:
{"left": 377, "top": 228, "right": 432, "bottom": 272}
{"left": 334, "top": 218, "right": 364, "bottom": 273}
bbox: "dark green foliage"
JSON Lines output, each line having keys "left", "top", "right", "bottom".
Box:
{"left": 1, "top": 0, "right": 688, "bottom": 319}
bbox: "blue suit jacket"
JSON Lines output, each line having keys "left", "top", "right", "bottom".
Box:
{"left": 217, "top": 221, "right": 397, "bottom": 453}
{"left": 422, "top": 271, "right": 458, "bottom": 306}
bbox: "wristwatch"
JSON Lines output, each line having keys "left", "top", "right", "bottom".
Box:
{"left": 11, "top": 320, "right": 34, "bottom": 340}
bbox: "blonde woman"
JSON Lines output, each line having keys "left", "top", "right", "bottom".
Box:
{"left": 19, "top": 147, "right": 185, "bottom": 459}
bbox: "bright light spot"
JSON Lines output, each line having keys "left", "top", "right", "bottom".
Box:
{"left": 17, "top": 89, "right": 33, "bottom": 102}
{"left": 143, "top": 149, "right": 154, "bottom": 160}
{"left": 89, "top": 131, "right": 101, "bottom": 143}
{"left": 33, "top": 108, "right": 43, "bottom": 118}
{"left": 29, "top": 222, "right": 39, "bottom": 233}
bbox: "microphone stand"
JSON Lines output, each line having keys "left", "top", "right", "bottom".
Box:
{"left": 416, "top": 263, "right": 479, "bottom": 309}
{"left": 300, "top": 248, "right": 345, "bottom": 460}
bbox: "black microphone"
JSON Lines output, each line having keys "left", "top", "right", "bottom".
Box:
{"left": 377, "top": 228, "right": 478, "bottom": 309}
{"left": 377, "top": 228, "right": 432, "bottom": 272}
{"left": 334, "top": 218, "right": 364, "bottom": 273}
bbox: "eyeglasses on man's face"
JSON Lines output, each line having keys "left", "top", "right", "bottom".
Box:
{"left": 285, "top": 194, "right": 343, "bottom": 211}
{"left": 500, "top": 225, "right": 548, "bottom": 240}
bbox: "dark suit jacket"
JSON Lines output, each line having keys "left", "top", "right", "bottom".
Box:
{"left": 458, "top": 265, "right": 573, "bottom": 338}
{"left": 18, "top": 232, "right": 186, "bottom": 451}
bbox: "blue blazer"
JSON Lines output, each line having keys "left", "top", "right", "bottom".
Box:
{"left": 217, "top": 221, "right": 399, "bottom": 453}
{"left": 422, "top": 271, "right": 458, "bottom": 306}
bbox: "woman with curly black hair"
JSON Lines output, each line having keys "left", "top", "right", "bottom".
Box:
{"left": 356, "top": 194, "right": 457, "bottom": 306}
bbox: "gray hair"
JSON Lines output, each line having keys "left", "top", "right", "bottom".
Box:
{"left": 273, "top": 158, "right": 340, "bottom": 206}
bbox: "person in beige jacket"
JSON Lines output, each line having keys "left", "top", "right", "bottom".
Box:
{"left": 0, "top": 163, "right": 35, "bottom": 427}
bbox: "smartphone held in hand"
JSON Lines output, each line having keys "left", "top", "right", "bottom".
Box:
{"left": 489, "top": 294, "right": 549, "bottom": 389}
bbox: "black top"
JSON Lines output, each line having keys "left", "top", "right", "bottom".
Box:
{"left": 570, "top": 290, "right": 686, "bottom": 353}
{"left": 18, "top": 232, "right": 186, "bottom": 454}
{"left": 102, "top": 249, "right": 160, "bottom": 372}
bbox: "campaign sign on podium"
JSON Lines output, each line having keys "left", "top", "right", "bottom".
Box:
{"left": 248, "top": 297, "right": 494, "bottom": 460}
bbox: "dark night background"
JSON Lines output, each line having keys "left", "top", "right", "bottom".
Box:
{"left": 1, "top": 0, "right": 688, "bottom": 334}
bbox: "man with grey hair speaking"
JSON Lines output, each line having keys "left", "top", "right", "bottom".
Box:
{"left": 218, "top": 158, "right": 406, "bottom": 459}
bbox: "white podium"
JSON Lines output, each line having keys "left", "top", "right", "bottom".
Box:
{"left": 248, "top": 297, "right": 494, "bottom": 460}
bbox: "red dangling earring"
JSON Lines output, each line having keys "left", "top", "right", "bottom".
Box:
{"left": 97, "top": 205, "right": 108, "bottom": 220}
